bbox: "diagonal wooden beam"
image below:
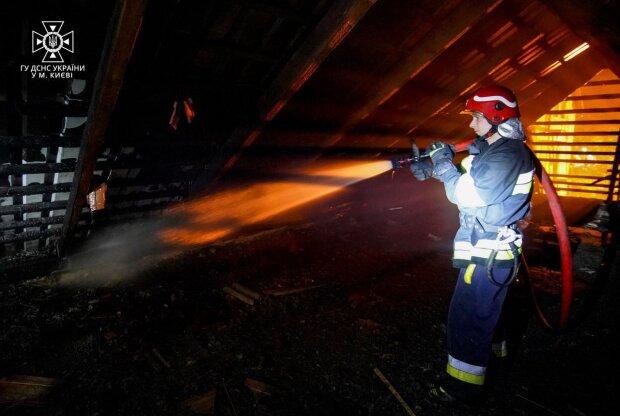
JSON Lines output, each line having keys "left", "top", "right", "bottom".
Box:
{"left": 189, "top": 0, "right": 378, "bottom": 194}
{"left": 542, "top": 0, "right": 620, "bottom": 78}
{"left": 59, "top": 0, "right": 147, "bottom": 255}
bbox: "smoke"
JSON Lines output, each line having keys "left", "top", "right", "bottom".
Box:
{"left": 54, "top": 159, "right": 393, "bottom": 287}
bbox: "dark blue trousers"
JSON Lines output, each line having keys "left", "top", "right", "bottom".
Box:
{"left": 442, "top": 264, "right": 513, "bottom": 399}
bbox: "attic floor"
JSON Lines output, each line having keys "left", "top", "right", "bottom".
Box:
{"left": 1, "top": 170, "right": 618, "bottom": 416}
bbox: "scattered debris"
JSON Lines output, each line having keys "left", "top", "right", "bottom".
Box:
{"left": 0, "top": 375, "right": 57, "bottom": 405}
{"left": 182, "top": 389, "right": 216, "bottom": 414}
{"left": 222, "top": 378, "right": 238, "bottom": 416}
{"left": 223, "top": 286, "right": 255, "bottom": 305}
{"left": 373, "top": 368, "right": 416, "bottom": 416}
{"left": 244, "top": 378, "right": 275, "bottom": 397}
{"left": 263, "top": 283, "right": 332, "bottom": 297}
{"left": 357, "top": 318, "right": 384, "bottom": 334}
{"left": 516, "top": 393, "right": 564, "bottom": 416}
{"left": 231, "top": 283, "right": 261, "bottom": 300}
{"left": 152, "top": 348, "right": 171, "bottom": 369}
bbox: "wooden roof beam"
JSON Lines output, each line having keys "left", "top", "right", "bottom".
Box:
{"left": 542, "top": 0, "right": 620, "bottom": 78}
{"left": 59, "top": 0, "right": 147, "bottom": 256}
{"left": 323, "top": 0, "right": 498, "bottom": 148}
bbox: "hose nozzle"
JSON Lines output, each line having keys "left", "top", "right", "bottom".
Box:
{"left": 391, "top": 156, "right": 414, "bottom": 170}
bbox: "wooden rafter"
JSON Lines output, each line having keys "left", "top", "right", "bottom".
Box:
{"left": 59, "top": 0, "right": 147, "bottom": 255}
{"left": 322, "top": 0, "right": 498, "bottom": 147}
{"left": 189, "top": 0, "right": 378, "bottom": 194}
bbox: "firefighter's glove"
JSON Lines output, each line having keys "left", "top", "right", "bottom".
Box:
{"left": 427, "top": 142, "right": 457, "bottom": 181}
{"left": 427, "top": 142, "right": 455, "bottom": 162}
{"left": 410, "top": 161, "right": 433, "bottom": 181}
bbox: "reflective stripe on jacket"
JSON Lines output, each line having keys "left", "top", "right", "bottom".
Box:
{"left": 441, "top": 137, "right": 535, "bottom": 268}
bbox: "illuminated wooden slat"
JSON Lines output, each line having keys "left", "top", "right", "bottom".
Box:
{"left": 546, "top": 108, "right": 620, "bottom": 114}
{"left": 536, "top": 158, "right": 614, "bottom": 164}
{"left": 531, "top": 131, "right": 618, "bottom": 136}
{"left": 532, "top": 150, "right": 615, "bottom": 156}
{"left": 564, "top": 93, "right": 620, "bottom": 100}
{"left": 547, "top": 173, "right": 617, "bottom": 180}
{"left": 585, "top": 80, "right": 620, "bottom": 87}
{"left": 529, "top": 141, "right": 618, "bottom": 146}
{"left": 547, "top": 179, "right": 609, "bottom": 187}
{"left": 550, "top": 188, "right": 611, "bottom": 195}
{"left": 530, "top": 120, "right": 620, "bottom": 125}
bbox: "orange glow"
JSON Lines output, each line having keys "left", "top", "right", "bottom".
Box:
{"left": 159, "top": 160, "right": 393, "bottom": 246}
{"left": 530, "top": 69, "right": 620, "bottom": 200}
{"left": 378, "top": 87, "right": 400, "bottom": 105}
{"left": 540, "top": 60, "right": 562, "bottom": 77}
{"left": 409, "top": 60, "right": 431, "bottom": 79}
{"left": 290, "top": 62, "right": 319, "bottom": 93}
{"left": 444, "top": 26, "right": 470, "bottom": 50}
{"left": 563, "top": 42, "right": 589, "bottom": 62}
{"left": 485, "top": 0, "right": 503, "bottom": 15}
{"left": 487, "top": 21, "right": 517, "bottom": 48}
{"left": 265, "top": 100, "right": 286, "bottom": 121}
{"left": 329, "top": 20, "right": 354, "bottom": 50}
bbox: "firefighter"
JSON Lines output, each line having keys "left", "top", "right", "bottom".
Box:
{"left": 410, "top": 86, "right": 535, "bottom": 403}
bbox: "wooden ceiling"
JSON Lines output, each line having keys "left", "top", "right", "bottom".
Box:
{"left": 1, "top": 0, "right": 620, "bottom": 271}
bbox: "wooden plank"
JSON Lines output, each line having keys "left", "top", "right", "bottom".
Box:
{"left": 535, "top": 158, "right": 614, "bottom": 164}
{"left": 546, "top": 108, "right": 620, "bottom": 114}
{"left": 182, "top": 389, "right": 216, "bottom": 415}
{"left": 0, "top": 216, "right": 65, "bottom": 231}
{"left": 0, "top": 183, "right": 73, "bottom": 196}
{"left": 0, "top": 162, "right": 76, "bottom": 176}
{"left": 530, "top": 141, "right": 618, "bottom": 146}
{"left": 0, "top": 135, "right": 81, "bottom": 147}
{"left": 531, "top": 131, "right": 618, "bottom": 136}
{"left": 231, "top": 283, "right": 261, "bottom": 300}
{"left": 0, "top": 200, "right": 68, "bottom": 216}
{"left": 59, "top": 0, "right": 147, "bottom": 256}
{"left": 564, "top": 94, "right": 620, "bottom": 101}
{"left": 0, "top": 228, "right": 62, "bottom": 244}
{"left": 531, "top": 120, "right": 620, "bottom": 125}
{"left": 107, "top": 189, "right": 185, "bottom": 202}
{"left": 0, "top": 158, "right": 201, "bottom": 176}
{"left": 531, "top": 150, "right": 615, "bottom": 156}
{"left": 263, "top": 282, "right": 332, "bottom": 296}
{"left": 0, "top": 375, "right": 57, "bottom": 405}
{"left": 606, "top": 131, "right": 620, "bottom": 202}
{"left": 223, "top": 286, "right": 255, "bottom": 305}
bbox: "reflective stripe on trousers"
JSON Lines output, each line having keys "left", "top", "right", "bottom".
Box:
{"left": 443, "top": 264, "right": 512, "bottom": 397}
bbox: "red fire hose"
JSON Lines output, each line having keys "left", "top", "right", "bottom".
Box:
{"left": 451, "top": 139, "right": 573, "bottom": 330}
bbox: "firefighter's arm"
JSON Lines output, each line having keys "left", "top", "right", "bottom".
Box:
{"left": 447, "top": 152, "right": 521, "bottom": 207}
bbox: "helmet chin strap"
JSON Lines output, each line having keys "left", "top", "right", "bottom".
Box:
{"left": 485, "top": 123, "right": 498, "bottom": 138}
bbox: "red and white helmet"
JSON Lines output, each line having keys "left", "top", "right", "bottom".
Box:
{"left": 461, "top": 86, "right": 520, "bottom": 124}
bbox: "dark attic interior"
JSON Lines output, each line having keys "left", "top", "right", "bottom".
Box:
{"left": 1, "top": 0, "right": 620, "bottom": 414}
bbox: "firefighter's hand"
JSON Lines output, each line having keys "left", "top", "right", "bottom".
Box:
{"left": 426, "top": 142, "right": 455, "bottom": 164}
{"left": 409, "top": 161, "right": 433, "bottom": 181}
{"left": 427, "top": 142, "right": 457, "bottom": 181}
